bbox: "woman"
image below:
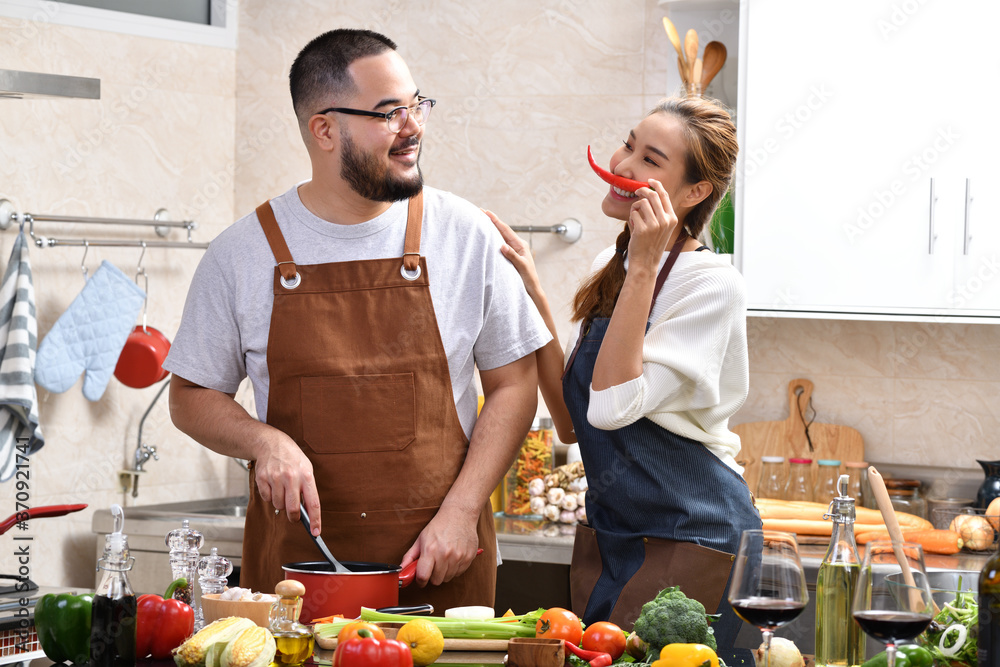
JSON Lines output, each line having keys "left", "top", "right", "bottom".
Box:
{"left": 488, "top": 96, "right": 761, "bottom": 663}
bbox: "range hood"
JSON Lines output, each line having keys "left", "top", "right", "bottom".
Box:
{"left": 0, "top": 69, "right": 100, "bottom": 100}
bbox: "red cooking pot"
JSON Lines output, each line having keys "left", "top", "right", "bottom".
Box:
{"left": 281, "top": 560, "right": 417, "bottom": 622}
{"left": 115, "top": 325, "right": 170, "bottom": 388}
{"left": 282, "top": 548, "right": 484, "bottom": 622}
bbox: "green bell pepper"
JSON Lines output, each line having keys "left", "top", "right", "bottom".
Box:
{"left": 34, "top": 592, "right": 93, "bottom": 664}
{"left": 860, "top": 644, "right": 933, "bottom": 667}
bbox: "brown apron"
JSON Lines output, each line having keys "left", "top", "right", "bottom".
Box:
{"left": 240, "top": 192, "right": 497, "bottom": 611}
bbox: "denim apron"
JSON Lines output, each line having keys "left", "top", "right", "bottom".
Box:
{"left": 563, "top": 238, "right": 761, "bottom": 664}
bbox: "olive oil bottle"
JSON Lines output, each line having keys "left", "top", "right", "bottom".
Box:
{"left": 980, "top": 544, "right": 1000, "bottom": 665}
{"left": 815, "top": 475, "right": 865, "bottom": 667}
{"left": 269, "top": 580, "right": 314, "bottom": 666}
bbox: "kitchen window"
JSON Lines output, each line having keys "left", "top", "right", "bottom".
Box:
{"left": 0, "top": 0, "right": 238, "bottom": 49}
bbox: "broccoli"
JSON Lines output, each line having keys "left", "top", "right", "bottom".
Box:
{"left": 632, "top": 586, "right": 718, "bottom": 663}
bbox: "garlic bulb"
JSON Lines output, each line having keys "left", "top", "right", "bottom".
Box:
{"left": 544, "top": 503, "right": 561, "bottom": 522}
{"left": 527, "top": 477, "right": 546, "bottom": 497}
{"left": 546, "top": 487, "right": 566, "bottom": 505}
{"left": 559, "top": 510, "right": 577, "bottom": 524}
{"left": 560, "top": 494, "right": 578, "bottom": 511}
{"left": 529, "top": 496, "right": 547, "bottom": 515}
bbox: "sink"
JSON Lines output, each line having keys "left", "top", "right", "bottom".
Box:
{"left": 121, "top": 496, "right": 250, "bottom": 520}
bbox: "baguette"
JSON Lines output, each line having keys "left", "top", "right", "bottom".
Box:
{"left": 756, "top": 498, "right": 932, "bottom": 530}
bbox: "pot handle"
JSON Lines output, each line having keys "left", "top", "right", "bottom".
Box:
{"left": 398, "top": 548, "right": 485, "bottom": 589}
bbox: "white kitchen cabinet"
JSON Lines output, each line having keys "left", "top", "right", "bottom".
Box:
{"left": 737, "top": 0, "right": 1000, "bottom": 319}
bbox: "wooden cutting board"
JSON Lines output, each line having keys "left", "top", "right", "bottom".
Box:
{"left": 734, "top": 378, "right": 865, "bottom": 495}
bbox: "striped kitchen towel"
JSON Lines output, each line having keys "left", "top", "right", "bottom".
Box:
{"left": 0, "top": 232, "right": 43, "bottom": 482}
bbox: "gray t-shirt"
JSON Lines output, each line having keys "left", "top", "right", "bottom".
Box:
{"left": 164, "top": 183, "right": 551, "bottom": 437}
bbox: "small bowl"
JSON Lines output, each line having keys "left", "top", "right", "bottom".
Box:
{"left": 200, "top": 594, "right": 275, "bottom": 628}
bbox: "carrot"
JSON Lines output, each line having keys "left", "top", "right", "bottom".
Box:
{"left": 855, "top": 528, "right": 963, "bottom": 554}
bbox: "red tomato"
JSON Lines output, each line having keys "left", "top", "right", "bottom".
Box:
{"left": 582, "top": 621, "right": 626, "bottom": 660}
{"left": 535, "top": 607, "right": 583, "bottom": 645}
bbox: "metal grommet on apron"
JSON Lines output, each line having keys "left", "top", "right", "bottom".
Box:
{"left": 563, "top": 233, "right": 760, "bottom": 641}
{"left": 240, "top": 193, "right": 497, "bottom": 611}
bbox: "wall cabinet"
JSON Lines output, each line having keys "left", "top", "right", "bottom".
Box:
{"left": 737, "top": 1, "right": 1000, "bottom": 319}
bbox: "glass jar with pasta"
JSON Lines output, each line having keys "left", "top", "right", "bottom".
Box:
{"left": 503, "top": 417, "right": 554, "bottom": 518}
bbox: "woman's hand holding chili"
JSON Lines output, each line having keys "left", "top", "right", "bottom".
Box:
{"left": 627, "top": 178, "right": 680, "bottom": 275}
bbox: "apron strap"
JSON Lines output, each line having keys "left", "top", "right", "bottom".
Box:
{"left": 402, "top": 191, "right": 424, "bottom": 272}
{"left": 563, "top": 230, "right": 690, "bottom": 379}
{"left": 648, "top": 230, "right": 689, "bottom": 318}
{"left": 256, "top": 201, "right": 298, "bottom": 284}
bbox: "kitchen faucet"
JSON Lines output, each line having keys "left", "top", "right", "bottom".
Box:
{"left": 124, "top": 378, "right": 169, "bottom": 497}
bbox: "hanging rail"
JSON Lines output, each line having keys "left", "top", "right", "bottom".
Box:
{"left": 509, "top": 218, "right": 582, "bottom": 243}
{"left": 0, "top": 198, "right": 207, "bottom": 249}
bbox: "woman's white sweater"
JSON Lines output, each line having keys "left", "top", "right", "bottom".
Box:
{"left": 564, "top": 246, "right": 750, "bottom": 474}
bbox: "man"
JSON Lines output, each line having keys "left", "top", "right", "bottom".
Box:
{"left": 164, "top": 29, "right": 550, "bottom": 609}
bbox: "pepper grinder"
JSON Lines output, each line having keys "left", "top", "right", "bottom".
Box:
{"left": 196, "top": 547, "right": 232, "bottom": 630}
{"left": 165, "top": 520, "right": 204, "bottom": 624}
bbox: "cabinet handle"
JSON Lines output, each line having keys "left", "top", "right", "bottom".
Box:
{"left": 928, "top": 178, "right": 938, "bottom": 254}
{"left": 963, "top": 178, "right": 973, "bottom": 255}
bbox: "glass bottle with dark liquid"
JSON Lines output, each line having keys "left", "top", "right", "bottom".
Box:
{"left": 269, "top": 580, "right": 314, "bottom": 666}
{"left": 91, "top": 504, "right": 137, "bottom": 667}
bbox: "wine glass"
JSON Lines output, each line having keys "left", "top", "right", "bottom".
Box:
{"left": 727, "top": 530, "right": 809, "bottom": 667}
{"left": 852, "top": 540, "right": 934, "bottom": 667}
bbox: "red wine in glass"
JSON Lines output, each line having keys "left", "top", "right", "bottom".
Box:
{"left": 731, "top": 598, "right": 807, "bottom": 630}
{"left": 852, "top": 610, "right": 931, "bottom": 644}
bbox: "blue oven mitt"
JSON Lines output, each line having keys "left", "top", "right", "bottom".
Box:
{"left": 35, "top": 261, "right": 145, "bottom": 401}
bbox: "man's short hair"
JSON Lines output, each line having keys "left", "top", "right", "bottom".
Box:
{"left": 289, "top": 29, "right": 397, "bottom": 125}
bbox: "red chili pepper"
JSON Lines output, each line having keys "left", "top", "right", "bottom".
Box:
{"left": 587, "top": 145, "right": 648, "bottom": 193}
{"left": 136, "top": 578, "right": 195, "bottom": 659}
{"left": 332, "top": 629, "right": 413, "bottom": 667}
{"left": 564, "top": 639, "right": 614, "bottom": 667}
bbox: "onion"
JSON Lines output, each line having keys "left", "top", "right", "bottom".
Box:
{"left": 987, "top": 496, "right": 1000, "bottom": 532}
{"left": 938, "top": 623, "right": 967, "bottom": 657}
{"left": 950, "top": 514, "right": 995, "bottom": 550}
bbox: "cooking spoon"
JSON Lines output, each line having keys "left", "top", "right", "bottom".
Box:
{"left": 661, "top": 16, "right": 686, "bottom": 70}
{"left": 700, "top": 41, "right": 728, "bottom": 89}
{"left": 683, "top": 29, "right": 699, "bottom": 84}
{"left": 299, "top": 506, "right": 350, "bottom": 573}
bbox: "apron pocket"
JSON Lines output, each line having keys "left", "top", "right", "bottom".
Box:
{"left": 301, "top": 373, "right": 416, "bottom": 453}
{"left": 569, "top": 523, "right": 602, "bottom": 620}
{"left": 610, "top": 537, "right": 735, "bottom": 629}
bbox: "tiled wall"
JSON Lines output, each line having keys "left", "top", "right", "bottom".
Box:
{"left": 0, "top": 16, "right": 245, "bottom": 586}
{"left": 0, "top": 0, "right": 996, "bottom": 588}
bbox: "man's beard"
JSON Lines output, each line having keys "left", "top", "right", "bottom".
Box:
{"left": 340, "top": 129, "right": 423, "bottom": 202}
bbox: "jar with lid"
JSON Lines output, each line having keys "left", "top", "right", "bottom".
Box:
{"left": 504, "top": 417, "right": 553, "bottom": 517}
{"left": 785, "top": 458, "right": 814, "bottom": 502}
{"left": 756, "top": 456, "right": 786, "bottom": 500}
{"left": 844, "top": 461, "right": 869, "bottom": 509}
{"left": 816, "top": 460, "right": 842, "bottom": 502}
{"left": 884, "top": 478, "right": 927, "bottom": 519}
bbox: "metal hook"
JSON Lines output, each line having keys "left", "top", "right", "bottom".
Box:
{"left": 80, "top": 241, "right": 90, "bottom": 281}
{"left": 136, "top": 241, "right": 149, "bottom": 333}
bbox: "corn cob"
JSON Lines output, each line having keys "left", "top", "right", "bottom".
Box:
{"left": 174, "top": 616, "right": 256, "bottom": 667}
{"left": 220, "top": 626, "right": 276, "bottom": 667}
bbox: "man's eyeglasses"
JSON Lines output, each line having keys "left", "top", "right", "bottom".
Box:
{"left": 316, "top": 98, "right": 436, "bottom": 134}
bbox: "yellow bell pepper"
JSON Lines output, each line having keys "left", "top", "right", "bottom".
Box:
{"left": 652, "top": 643, "right": 719, "bottom": 667}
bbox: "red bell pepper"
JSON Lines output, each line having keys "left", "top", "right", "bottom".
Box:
{"left": 136, "top": 578, "right": 195, "bottom": 659}
{"left": 565, "top": 639, "right": 614, "bottom": 667}
{"left": 332, "top": 629, "right": 413, "bottom": 667}
{"left": 587, "top": 145, "right": 649, "bottom": 193}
